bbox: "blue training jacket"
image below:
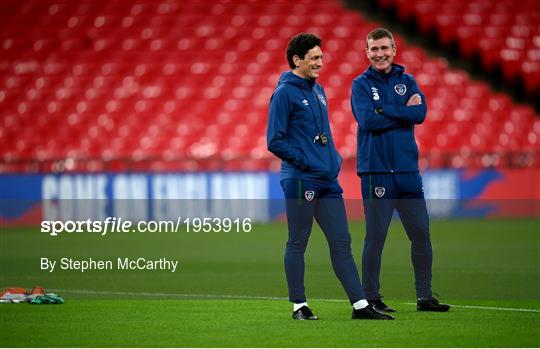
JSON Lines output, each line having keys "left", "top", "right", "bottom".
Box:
{"left": 267, "top": 71, "right": 342, "bottom": 182}
{"left": 351, "top": 64, "right": 426, "bottom": 175}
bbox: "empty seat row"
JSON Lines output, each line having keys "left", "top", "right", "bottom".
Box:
{"left": 0, "top": 0, "right": 538, "bottom": 173}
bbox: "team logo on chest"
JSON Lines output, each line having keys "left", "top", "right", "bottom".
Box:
{"left": 374, "top": 187, "right": 385, "bottom": 198}
{"left": 317, "top": 94, "right": 327, "bottom": 106}
{"left": 305, "top": 190, "right": 315, "bottom": 201}
{"left": 302, "top": 99, "right": 309, "bottom": 106}
{"left": 394, "top": 84, "right": 406, "bottom": 96}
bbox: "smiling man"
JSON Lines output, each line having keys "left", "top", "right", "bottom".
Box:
{"left": 267, "top": 33, "right": 393, "bottom": 320}
{"left": 350, "top": 28, "right": 451, "bottom": 313}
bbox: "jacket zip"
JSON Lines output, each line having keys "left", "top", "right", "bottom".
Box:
{"left": 318, "top": 91, "right": 335, "bottom": 178}
{"left": 386, "top": 77, "right": 395, "bottom": 172}
{"left": 303, "top": 87, "right": 335, "bottom": 180}
{"left": 318, "top": 90, "right": 335, "bottom": 179}
{"left": 391, "top": 130, "right": 394, "bottom": 172}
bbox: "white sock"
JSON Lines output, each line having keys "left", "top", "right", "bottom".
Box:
{"left": 293, "top": 302, "right": 308, "bottom": 311}
{"left": 352, "top": 299, "right": 369, "bottom": 310}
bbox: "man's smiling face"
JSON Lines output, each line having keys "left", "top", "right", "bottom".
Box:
{"left": 366, "top": 37, "right": 396, "bottom": 74}
{"left": 294, "top": 46, "right": 323, "bottom": 79}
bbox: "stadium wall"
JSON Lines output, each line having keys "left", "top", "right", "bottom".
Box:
{"left": 0, "top": 169, "right": 538, "bottom": 226}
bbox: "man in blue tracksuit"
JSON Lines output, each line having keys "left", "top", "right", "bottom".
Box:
{"left": 267, "top": 33, "right": 392, "bottom": 320}
{"left": 351, "top": 28, "right": 450, "bottom": 312}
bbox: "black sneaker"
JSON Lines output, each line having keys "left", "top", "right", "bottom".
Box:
{"left": 368, "top": 298, "right": 396, "bottom": 312}
{"left": 293, "top": 306, "right": 319, "bottom": 320}
{"left": 352, "top": 304, "right": 395, "bottom": 320}
{"left": 417, "top": 296, "right": 451, "bottom": 312}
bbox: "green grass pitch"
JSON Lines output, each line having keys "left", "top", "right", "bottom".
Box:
{"left": 1, "top": 218, "right": 539, "bottom": 347}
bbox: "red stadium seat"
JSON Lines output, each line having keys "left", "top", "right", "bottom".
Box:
{"left": 0, "top": 0, "right": 538, "bottom": 172}
{"left": 388, "top": 0, "right": 540, "bottom": 99}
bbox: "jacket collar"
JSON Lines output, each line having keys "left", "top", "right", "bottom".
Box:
{"left": 277, "top": 71, "right": 316, "bottom": 90}
{"left": 364, "top": 63, "right": 405, "bottom": 81}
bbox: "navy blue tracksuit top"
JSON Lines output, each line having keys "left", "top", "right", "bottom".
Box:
{"left": 351, "top": 64, "right": 427, "bottom": 175}
{"left": 267, "top": 71, "right": 342, "bottom": 182}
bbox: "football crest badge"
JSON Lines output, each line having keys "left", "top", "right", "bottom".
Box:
{"left": 394, "top": 84, "right": 406, "bottom": 96}
{"left": 305, "top": 190, "right": 315, "bottom": 201}
{"left": 374, "top": 187, "right": 385, "bottom": 198}
{"left": 317, "top": 94, "right": 327, "bottom": 106}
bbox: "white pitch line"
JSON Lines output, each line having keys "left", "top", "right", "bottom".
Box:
{"left": 51, "top": 289, "right": 539, "bottom": 313}
{"left": 403, "top": 302, "right": 540, "bottom": 313}
{"left": 50, "top": 289, "right": 288, "bottom": 301}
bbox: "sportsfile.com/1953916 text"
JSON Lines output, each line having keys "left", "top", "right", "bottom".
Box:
{"left": 40, "top": 217, "right": 253, "bottom": 236}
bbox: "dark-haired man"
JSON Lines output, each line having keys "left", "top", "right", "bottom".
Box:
{"left": 351, "top": 28, "right": 450, "bottom": 313}
{"left": 267, "top": 33, "right": 393, "bottom": 320}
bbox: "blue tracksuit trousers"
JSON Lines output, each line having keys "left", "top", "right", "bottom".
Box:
{"left": 361, "top": 172, "right": 433, "bottom": 299}
{"left": 281, "top": 178, "right": 366, "bottom": 304}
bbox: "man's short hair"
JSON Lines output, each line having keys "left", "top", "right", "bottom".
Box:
{"left": 286, "top": 33, "right": 322, "bottom": 69}
{"left": 366, "top": 28, "right": 395, "bottom": 47}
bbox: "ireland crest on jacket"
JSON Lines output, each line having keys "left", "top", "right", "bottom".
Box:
{"left": 394, "top": 84, "right": 406, "bottom": 96}
{"left": 317, "top": 94, "right": 327, "bottom": 106}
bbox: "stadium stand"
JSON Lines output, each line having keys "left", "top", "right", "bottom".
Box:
{"left": 1, "top": 0, "right": 538, "bottom": 173}
{"left": 378, "top": 0, "right": 540, "bottom": 103}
